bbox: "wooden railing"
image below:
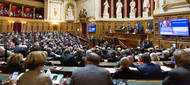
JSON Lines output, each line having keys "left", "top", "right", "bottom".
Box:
{"left": 105, "top": 33, "right": 147, "bottom": 48}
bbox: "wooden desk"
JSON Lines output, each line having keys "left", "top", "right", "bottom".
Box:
{"left": 43, "top": 64, "right": 172, "bottom": 78}
{"left": 48, "top": 60, "right": 174, "bottom": 71}
{"left": 49, "top": 60, "right": 116, "bottom": 67}
{"left": 105, "top": 33, "right": 147, "bottom": 48}
{"left": 127, "top": 80, "right": 162, "bottom": 85}
{"left": 49, "top": 60, "right": 61, "bottom": 66}
{"left": 99, "top": 62, "right": 116, "bottom": 67}
{"left": 43, "top": 66, "right": 116, "bottom": 77}
{"left": 0, "top": 73, "right": 10, "bottom": 80}
{"left": 112, "top": 79, "right": 162, "bottom": 85}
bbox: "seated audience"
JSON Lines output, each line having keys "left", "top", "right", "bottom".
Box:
{"left": 150, "top": 53, "right": 159, "bottom": 61}
{"left": 117, "top": 49, "right": 127, "bottom": 60}
{"left": 1, "top": 53, "right": 24, "bottom": 73}
{"left": 135, "top": 54, "right": 144, "bottom": 66}
{"left": 113, "top": 57, "right": 141, "bottom": 79}
{"left": 70, "top": 52, "right": 113, "bottom": 85}
{"left": 137, "top": 54, "right": 162, "bottom": 79}
{"left": 17, "top": 51, "right": 52, "bottom": 85}
{"left": 60, "top": 49, "right": 78, "bottom": 66}
{"left": 163, "top": 49, "right": 190, "bottom": 85}
{"left": 141, "top": 40, "right": 154, "bottom": 49}
{"left": 0, "top": 46, "right": 11, "bottom": 61}
{"left": 160, "top": 50, "right": 171, "bottom": 61}
{"left": 107, "top": 50, "right": 119, "bottom": 62}
{"left": 74, "top": 49, "right": 85, "bottom": 66}
{"left": 115, "top": 55, "right": 136, "bottom": 68}
{"left": 101, "top": 49, "right": 109, "bottom": 59}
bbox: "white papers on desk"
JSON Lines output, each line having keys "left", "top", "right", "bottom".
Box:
{"left": 46, "top": 69, "right": 52, "bottom": 77}
{"left": 55, "top": 67, "right": 62, "bottom": 70}
{"left": 105, "top": 68, "right": 116, "bottom": 73}
{"left": 16, "top": 73, "right": 24, "bottom": 80}
{"left": 51, "top": 74, "right": 64, "bottom": 85}
{"left": 161, "top": 66, "right": 172, "bottom": 72}
{"left": 129, "top": 67, "right": 138, "bottom": 71}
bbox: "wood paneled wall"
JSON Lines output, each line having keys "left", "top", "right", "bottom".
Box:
{"left": 0, "top": 19, "right": 80, "bottom": 33}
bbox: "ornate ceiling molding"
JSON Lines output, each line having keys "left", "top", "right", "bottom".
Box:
{"left": 162, "top": 0, "right": 190, "bottom": 11}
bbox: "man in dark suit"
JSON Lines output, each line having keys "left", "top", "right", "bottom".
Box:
{"left": 60, "top": 49, "right": 78, "bottom": 66}
{"left": 137, "top": 54, "right": 162, "bottom": 79}
{"left": 70, "top": 52, "right": 114, "bottom": 85}
{"left": 163, "top": 49, "right": 190, "bottom": 85}
{"left": 107, "top": 50, "right": 119, "bottom": 62}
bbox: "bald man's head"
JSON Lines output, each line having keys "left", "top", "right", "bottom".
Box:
{"left": 86, "top": 52, "right": 100, "bottom": 65}
{"left": 173, "top": 50, "right": 190, "bottom": 67}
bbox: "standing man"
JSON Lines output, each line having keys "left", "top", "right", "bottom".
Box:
{"left": 70, "top": 52, "right": 114, "bottom": 85}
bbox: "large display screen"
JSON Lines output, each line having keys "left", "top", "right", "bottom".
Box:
{"left": 159, "top": 19, "right": 189, "bottom": 36}
{"left": 88, "top": 24, "right": 96, "bottom": 33}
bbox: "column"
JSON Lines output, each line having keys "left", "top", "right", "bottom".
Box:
{"left": 22, "top": 5, "right": 24, "bottom": 17}
{"left": 150, "top": 0, "right": 154, "bottom": 16}
{"left": 124, "top": 0, "right": 127, "bottom": 18}
{"left": 98, "top": 0, "right": 102, "bottom": 18}
{"left": 111, "top": 0, "right": 114, "bottom": 18}
{"left": 21, "top": 23, "right": 24, "bottom": 33}
{"left": 138, "top": 0, "right": 141, "bottom": 18}
{"left": 44, "top": 0, "right": 47, "bottom": 19}
{"left": 9, "top": 4, "right": 12, "bottom": 17}
{"left": 33, "top": 8, "right": 35, "bottom": 19}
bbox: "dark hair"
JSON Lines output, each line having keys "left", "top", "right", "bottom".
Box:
{"left": 141, "top": 54, "right": 151, "bottom": 63}
{"left": 86, "top": 52, "right": 100, "bottom": 65}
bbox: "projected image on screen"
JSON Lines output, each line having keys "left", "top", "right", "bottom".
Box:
{"left": 88, "top": 24, "right": 96, "bottom": 33}
{"left": 160, "top": 20, "right": 172, "bottom": 35}
{"left": 159, "top": 19, "right": 189, "bottom": 36}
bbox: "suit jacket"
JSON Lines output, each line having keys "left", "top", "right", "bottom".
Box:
{"left": 159, "top": 55, "right": 170, "bottom": 61}
{"left": 17, "top": 69, "right": 52, "bottom": 85}
{"left": 70, "top": 64, "right": 114, "bottom": 85}
{"left": 107, "top": 57, "right": 119, "bottom": 62}
{"left": 138, "top": 63, "right": 162, "bottom": 79}
{"left": 112, "top": 68, "right": 141, "bottom": 79}
{"left": 163, "top": 66, "right": 190, "bottom": 85}
{"left": 60, "top": 54, "right": 78, "bottom": 66}
{"left": 1, "top": 63, "right": 25, "bottom": 73}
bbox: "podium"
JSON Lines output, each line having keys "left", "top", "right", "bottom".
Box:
{"left": 105, "top": 30, "right": 147, "bottom": 48}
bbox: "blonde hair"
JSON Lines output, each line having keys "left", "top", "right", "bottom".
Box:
{"left": 8, "top": 53, "right": 23, "bottom": 65}
{"left": 24, "top": 51, "right": 47, "bottom": 70}
{"left": 150, "top": 53, "right": 159, "bottom": 61}
{"left": 120, "top": 57, "right": 130, "bottom": 69}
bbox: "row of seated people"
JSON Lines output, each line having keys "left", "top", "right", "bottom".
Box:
{"left": 0, "top": 7, "right": 8, "bottom": 16}
{"left": 0, "top": 48, "right": 190, "bottom": 85}
{"left": 0, "top": 48, "right": 162, "bottom": 79}
{"left": 0, "top": 32, "right": 181, "bottom": 71}
{"left": 0, "top": 32, "right": 189, "bottom": 84}
{"left": 0, "top": 32, "right": 87, "bottom": 58}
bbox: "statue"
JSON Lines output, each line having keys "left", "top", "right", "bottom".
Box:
{"left": 130, "top": 0, "right": 136, "bottom": 18}
{"left": 66, "top": 5, "right": 74, "bottom": 20}
{"left": 154, "top": 0, "right": 160, "bottom": 10}
{"left": 103, "top": 0, "right": 110, "bottom": 18}
{"left": 116, "top": 0, "right": 123, "bottom": 18}
{"left": 79, "top": 9, "right": 87, "bottom": 18}
{"left": 143, "top": 0, "right": 150, "bottom": 12}
{"left": 143, "top": 0, "right": 150, "bottom": 17}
